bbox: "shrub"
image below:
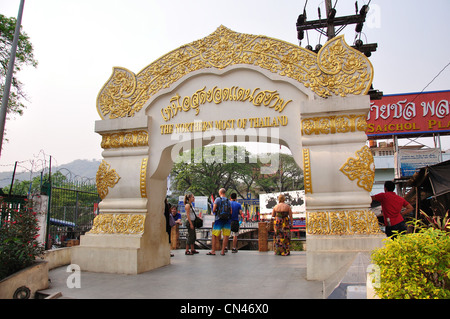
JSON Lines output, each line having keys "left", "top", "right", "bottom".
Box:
{"left": 371, "top": 228, "right": 450, "bottom": 299}
{"left": 0, "top": 199, "right": 44, "bottom": 280}
{"left": 414, "top": 210, "right": 450, "bottom": 233}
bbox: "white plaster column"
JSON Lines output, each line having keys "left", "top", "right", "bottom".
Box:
{"left": 301, "top": 95, "right": 385, "bottom": 281}
{"left": 72, "top": 116, "right": 170, "bottom": 274}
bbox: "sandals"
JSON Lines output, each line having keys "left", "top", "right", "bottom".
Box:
{"left": 206, "top": 252, "right": 216, "bottom": 255}
{"left": 185, "top": 251, "right": 193, "bottom": 255}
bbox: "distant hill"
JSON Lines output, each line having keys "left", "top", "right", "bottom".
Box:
{"left": 0, "top": 159, "right": 101, "bottom": 188}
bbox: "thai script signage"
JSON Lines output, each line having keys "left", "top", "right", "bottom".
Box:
{"left": 367, "top": 90, "right": 450, "bottom": 137}
{"left": 160, "top": 86, "right": 292, "bottom": 122}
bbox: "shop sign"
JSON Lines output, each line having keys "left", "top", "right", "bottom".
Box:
{"left": 367, "top": 90, "right": 450, "bottom": 137}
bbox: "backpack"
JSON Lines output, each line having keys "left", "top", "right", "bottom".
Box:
{"left": 216, "top": 197, "right": 231, "bottom": 221}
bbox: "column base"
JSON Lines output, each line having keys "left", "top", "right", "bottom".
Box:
{"left": 306, "top": 234, "right": 385, "bottom": 281}
{"left": 71, "top": 233, "right": 169, "bottom": 275}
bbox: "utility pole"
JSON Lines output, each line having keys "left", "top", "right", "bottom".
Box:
{"left": 0, "top": 0, "right": 25, "bottom": 158}
{"left": 296, "top": 0, "right": 382, "bottom": 100}
{"left": 325, "top": 0, "right": 336, "bottom": 40}
{"left": 297, "top": 0, "right": 374, "bottom": 55}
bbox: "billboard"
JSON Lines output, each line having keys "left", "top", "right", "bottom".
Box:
{"left": 395, "top": 148, "right": 441, "bottom": 178}
{"left": 259, "top": 190, "right": 305, "bottom": 219}
{"left": 177, "top": 195, "right": 209, "bottom": 217}
{"left": 367, "top": 90, "right": 450, "bottom": 137}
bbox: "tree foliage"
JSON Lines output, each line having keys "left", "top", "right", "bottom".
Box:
{"left": 170, "top": 145, "right": 303, "bottom": 201}
{"left": 0, "top": 14, "right": 38, "bottom": 117}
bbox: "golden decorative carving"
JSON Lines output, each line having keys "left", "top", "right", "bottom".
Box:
{"left": 140, "top": 158, "right": 148, "bottom": 198}
{"left": 306, "top": 210, "right": 382, "bottom": 235}
{"left": 306, "top": 211, "right": 329, "bottom": 235}
{"left": 339, "top": 146, "right": 375, "bottom": 192}
{"left": 302, "top": 148, "right": 312, "bottom": 194}
{"left": 89, "top": 214, "right": 145, "bottom": 235}
{"left": 100, "top": 130, "right": 148, "bottom": 149}
{"left": 329, "top": 211, "right": 348, "bottom": 235}
{"left": 96, "top": 160, "right": 121, "bottom": 199}
{"left": 97, "top": 26, "right": 373, "bottom": 119}
{"left": 301, "top": 114, "right": 367, "bottom": 135}
{"left": 89, "top": 214, "right": 114, "bottom": 234}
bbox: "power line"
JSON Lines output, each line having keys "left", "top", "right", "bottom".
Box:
{"left": 409, "top": 60, "right": 450, "bottom": 104}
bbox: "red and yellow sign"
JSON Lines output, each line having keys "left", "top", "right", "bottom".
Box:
{"left": 366, "top": 90, "right": 450, "bottom": 137}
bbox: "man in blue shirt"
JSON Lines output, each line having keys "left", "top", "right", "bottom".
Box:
{"left": 207, "top": 188, "right": 231, "bottom": 256}
{"left": 230, "top": 193, "right": 243, "bottom": 253}
{"left": 170, "top": 205, "right": 182, "bottom": 225}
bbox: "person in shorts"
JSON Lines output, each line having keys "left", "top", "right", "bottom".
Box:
{"left": 230, "top": 193, "right": 243, "bottom": 253}
{"left": 184, "top": 193, "right": 199, "bottom": 255}
{"left": 207, "top": 188, "right": 231, "bottom": 256}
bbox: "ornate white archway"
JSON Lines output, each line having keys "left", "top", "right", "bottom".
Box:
{"left": 72, "top": 26, "right": 384, "bottom": 279}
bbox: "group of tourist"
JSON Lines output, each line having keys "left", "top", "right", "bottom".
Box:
{"left": 164, "top": 188, "right": 295, "bottom": 257}
{"left": 164, "top": 179, "right": 412, "bottom": 259}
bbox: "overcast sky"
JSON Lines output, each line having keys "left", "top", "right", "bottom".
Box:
{"left": 0, "top": 0, "right": 449, "bottom": 174}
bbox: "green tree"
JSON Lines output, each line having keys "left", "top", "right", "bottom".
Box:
{"left": 254, "top": 153, "right": 303, "bottom": 193}
{"left": 0, "top": 13, "right": 38, "bottom": 117}
{"left": 170, "top": 146, "right": 304, "bottom": 200}
{"left": 171, "top": 145, "right": 249, "bottom": 199}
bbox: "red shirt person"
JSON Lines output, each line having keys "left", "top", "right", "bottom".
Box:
{"left": 371, "top": 181, "right": 413, "bottom": 239}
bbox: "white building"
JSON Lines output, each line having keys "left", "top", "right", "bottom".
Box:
{"left": 370, "top": 141, "right": 450, "bottom": 195}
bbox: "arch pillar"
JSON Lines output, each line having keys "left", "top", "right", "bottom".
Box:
{"left": 71, "top": 116, "right": 170, "bottom": 274}
{"left": 301, "top": 95, "right": 385, "bottom": 280}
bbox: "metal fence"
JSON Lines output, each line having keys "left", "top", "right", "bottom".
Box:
{"left": 47, "top": 171, "right": 100, "bottom": 248}
{"left": 0, "top": 194, "right": 27, "bottom": 227}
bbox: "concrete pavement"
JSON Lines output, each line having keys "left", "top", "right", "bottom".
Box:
{"left": 40, "top": 250, "right": 324, "bottom": 299}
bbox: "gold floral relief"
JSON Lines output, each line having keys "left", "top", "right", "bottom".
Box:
{"left": 89, "top": 214, "right": 145, "bottom": 235}
{"left": 101, "top": 130, "right": 148, "bottom": 149}
{"left": 348, "top": 210, "right": 368, "bottom": 234}
{"left": 307, "top": 210, "right": 382, "bottom": 235}
{"left": 306, "top": 212, "right": 329, "bottom": 235}
{"left": 128, "top": 215, "right": 145, "bottom": 234}
{"left": 329, "top": 211, "right": 348, "bottom": 235}
{"left": 339, "top": 145, "right": 375, "bottom": 192}
{"left": 301, "top": 114, "right": 367, "bottom": 135}
{"left": 96, "top": 160, "right": 121, "bottom": 199}
{"left": 89, "top": 213, "right": 114, "bottom": 234}
{"left": 97, "top": 26, "right": 373, "bottom": 119}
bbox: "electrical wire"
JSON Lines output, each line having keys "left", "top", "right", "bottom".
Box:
{"left": 409, "top": 60, "right": 450, "bottom": 104}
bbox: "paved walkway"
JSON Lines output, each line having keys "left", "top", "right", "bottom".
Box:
{"left": 41, "top": 250, "right": 323, "bottom": 299}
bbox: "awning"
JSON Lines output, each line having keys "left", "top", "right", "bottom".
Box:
{"left": 50, "top": 218, "right": 76, "bottom": 227}
{"left": 426, "top": 160, "right": 450, "bottom": 197}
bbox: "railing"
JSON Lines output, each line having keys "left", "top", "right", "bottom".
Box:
{"left": 0, "top": 194, "right": 27, "bottom": 227}
{"left": 47, "top": 175, "right": 100, "bottom": 249}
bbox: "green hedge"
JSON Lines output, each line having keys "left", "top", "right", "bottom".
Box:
{"left": 371, "top": 228, "right": 450, "bottom": 299}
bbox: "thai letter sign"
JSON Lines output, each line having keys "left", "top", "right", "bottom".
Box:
{"left": 366, "top": 90, "right": 450, "bottom": 137}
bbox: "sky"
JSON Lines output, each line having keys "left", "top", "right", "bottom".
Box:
{"left": 0, "top": 0, "right": 449, "bottom": 174}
